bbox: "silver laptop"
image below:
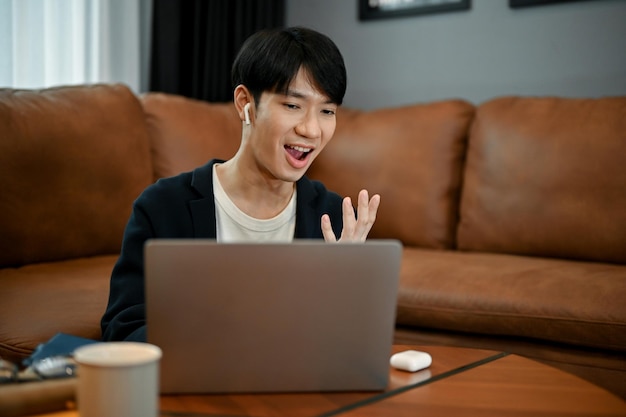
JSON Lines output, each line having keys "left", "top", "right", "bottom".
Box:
{"left": 145, "top": 239, "right": 402, "bottom": 394}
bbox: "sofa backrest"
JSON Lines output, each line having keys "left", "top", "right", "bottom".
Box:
{"left": 457, "top": 96, "right": 626, "bottom": 264}
{"left": 141, "top": 93, "right": 241, "bottom": 180}
{"left": 0, "top": 84, "right": 153, "bottom": 267}
{"left": 309, "top": 101, "right": 474, "bottom": 249}
{"left": 140, "top": 93, "right": 475, "bottom": 249}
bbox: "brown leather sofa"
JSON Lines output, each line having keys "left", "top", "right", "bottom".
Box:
{"left": 1, "top": 84, "right": 624, "bottom": 398}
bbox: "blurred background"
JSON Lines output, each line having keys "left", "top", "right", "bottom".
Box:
{"left": 1, "top": 0, "right": 625, "bottom": 109}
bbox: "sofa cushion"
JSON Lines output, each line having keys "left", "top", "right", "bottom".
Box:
{"left": 309, "top": 101, "right": 474, "bottom": 249}
{"left": 458, "top": 96, "right": 626, "bottom": 264}
{"left": 141, "top": 96, "right": 474, "bottom": 248}
{"left": 0, "top": 84, "right": 153, "bottom": 267}
{"left": 140, "top": 93, "right": 241, "bottom": 180}
{"left": 0, "top": 255, "right": 116, "bottom": 363}
{"left": 396, "top": 248, "right": 626, "bottom": 351}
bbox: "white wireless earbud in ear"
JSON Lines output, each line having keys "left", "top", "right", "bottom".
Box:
{"left": 244, "top": 103, "right": 251, "bottom": 125}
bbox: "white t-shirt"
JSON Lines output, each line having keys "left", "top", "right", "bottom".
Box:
{"left": 213, "top": 164, "right": 296, "bottom": 243}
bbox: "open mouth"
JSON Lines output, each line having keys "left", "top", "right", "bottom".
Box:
{"left": 285, "top": 145, "right": 313, "bottom": 161}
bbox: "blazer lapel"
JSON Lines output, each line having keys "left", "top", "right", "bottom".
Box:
{"left": 189, "top": 159, "right": 222, "bottom": 238}
{"left": 190, "top": 198, "right": 217, "bottom": 238}
{"left": 295, "top": 177, "right": 322, "bottom": 239}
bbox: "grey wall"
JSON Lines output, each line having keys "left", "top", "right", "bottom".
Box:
{"left": 286, "top": 0, "right": 626, "bottom": 109}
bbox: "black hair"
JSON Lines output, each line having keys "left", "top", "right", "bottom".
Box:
{"left": 231, "top": 27, "right": 347, "bottom": 105}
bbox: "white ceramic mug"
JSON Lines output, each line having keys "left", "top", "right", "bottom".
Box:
{"left": 74, "top": 342, "right": 162, "bottom": 417}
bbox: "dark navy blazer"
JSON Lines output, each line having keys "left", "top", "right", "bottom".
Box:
{"left": 101, "top": 159, "right": 344, "bottom": 341}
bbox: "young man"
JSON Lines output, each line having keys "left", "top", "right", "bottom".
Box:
{"left": 101, "top": 27, "right": 380, "bottom": 342}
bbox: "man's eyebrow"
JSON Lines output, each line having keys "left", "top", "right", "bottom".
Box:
{"left": 285, "top": 89, "right": 335, "bottom": 105}
{"left": 285, "top": 89, "right": 306, "bottom": 99}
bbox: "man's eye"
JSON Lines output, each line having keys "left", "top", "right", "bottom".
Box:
{"left": 284, "top": 103, "right": 299, "bottom": 110}
{"left": 322, "top": 109, "right": 336, "bottom": 116}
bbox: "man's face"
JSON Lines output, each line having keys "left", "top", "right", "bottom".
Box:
{"left": 246, "top": 68, "right": 338, "bottom": 184}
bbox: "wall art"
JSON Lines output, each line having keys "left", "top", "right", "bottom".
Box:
{"left": 359, "top": 0, "right": 471, "bottom": 21}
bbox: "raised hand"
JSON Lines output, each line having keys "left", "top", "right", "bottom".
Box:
{"left": 321, "top": 189, "right": 380, "bottom": 242}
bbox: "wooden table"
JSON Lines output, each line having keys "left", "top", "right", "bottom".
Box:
{"left": 337, "top": 351, "right": 626, "bottom": 417}
{"left": 21, "top": 345, "right": 626, "bottom": 417}
{"left": 157, "top": 345, "right": 496, "bottom": 417}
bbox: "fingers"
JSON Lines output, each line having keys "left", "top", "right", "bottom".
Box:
{"left": 321, "top": 214, "right": 337, "bottom": 242}
{"left": 353, "top": 190, "right": 380, "bottom": 241}
{"left": 342, "top": 196, "right": 356, "bottom": 239}
{"left": 321, "top": 190, "right": 380, "bottom": 243}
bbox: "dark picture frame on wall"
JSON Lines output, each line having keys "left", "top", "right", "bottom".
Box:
{"left": 359, "top": 0, "right": 471, "bottom": 21}
{"left": 510, "top": 0, "right": 593, "bottom": 8}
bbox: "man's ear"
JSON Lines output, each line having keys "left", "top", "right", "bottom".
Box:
{"left": 234, "top": 85, "right": 253, "bottom": 125}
